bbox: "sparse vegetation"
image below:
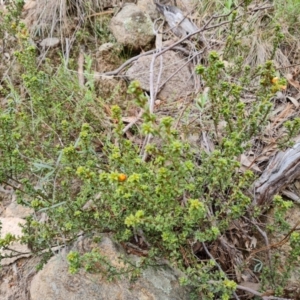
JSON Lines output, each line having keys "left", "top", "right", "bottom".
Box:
{"left": 1, "top": 0, "right": 300, "bottom": 299}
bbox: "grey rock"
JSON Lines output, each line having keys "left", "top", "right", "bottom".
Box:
{"left": 30, "top": 236, "right": 191, "bottom": 300}
{"left": 2, "top": 199, "right": 34, "bottom": 219}
{"left": 110, "top": 3, "right": 155, "bottom": 50}
{"left": 40, "top": 37, "right": 60, "bottom": 48}
{"left": 100, "top": 0, "right": 137, "bottom": 9}
{"left": 0, "top": 217, "right": 31, "bottom": 265}
{"left": 127, "top": 50, "right": 195, "bottom": 100}
{"left": 97, "top": 42, "right": 115, "bottom": 55}
{"left": 137, "top": 0, "right": 160, "bottom": 20}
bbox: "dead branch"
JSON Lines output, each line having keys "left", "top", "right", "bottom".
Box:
{"left": 247, "top": 220, "right": 300, "bottom": 262}
{"left": 253, "top": 142, "right": 300, "bottom": 206}
{"left": 237, "top": 284, "right": 292, "bottom": 300}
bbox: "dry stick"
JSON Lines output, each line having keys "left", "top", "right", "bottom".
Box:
{"left": 87, "top": 10, "right": 114, "bottom": 18}
{"left": 140, "top": 52, "right": 158, "bottom": 160}
{"left": 149, "top": 49, "right": 164, "bottom": 114}
{"left": 276, "top": 62, "right": 300, "bottom": 71}
{"left": 154, "top": 56, "right": 164, "bottom": 103}
{"left": 174, "top": 97, "right": 191, "bottom": 130}
{"left": 262, "top": 297, "right": 292, "bottom": 300}
{"left": 165, "top": 0, "right": 247, "bottom": 49}
{"left": 250, "top": 217, "right": 273, "bottom": 271}
{"left": 157, "top": 48, "right": 206, "bottom": 95}
{"left": 236, "top": 285, "right": 292, "bottom": 300}
{"left": 235, "top": 284, "right": 262, "bottom": 297}
{"left": 95, "top": 49, "right": 160, "bottom": 77}
{"left": 246, "top": 220, "right": 300, "bottom": 265}
{"left": 141, "top": 22, "right": 165, "bottom": 161}
{"left": 78, "top": 48, "right": 85, "bottom": 87}
{"left": 249, "top": 4, "right": 274, "bottom": 12}
{"left": 202, "top": 242, "right": 240, "bottom": 300}
{"left": 122, "top": 109, "right": 144, "bottom": 134}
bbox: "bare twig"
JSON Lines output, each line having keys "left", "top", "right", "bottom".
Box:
{"left": 250, "top": 217, "right": 273, "bottom": 271}
{"left": 236, "top": 284, "right": 292, "bottom": 300}
{"left": 122, "top": 109, "right": 144, "bottom": 134}
{"left": 246, "top": 220, "right": 300, "bottom": 262}
{"left": 156, "top": 48, "right": 206, "bottom": 95}
{"left": 86, "top": 10, "right": 114, "bottom": 18}
{"left": 276, "top": 62, "right": 300, "bottom": 71}
{"left": 78, "top": 48, "right": 85, "bottom": 87}
{"left": 174, "top": 96, "right": 192, "bottom": 130}
{"left": 202, "top": 242, "right": 240, "bottom": 300}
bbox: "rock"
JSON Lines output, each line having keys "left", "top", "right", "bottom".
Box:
{"left": 1, "top": 187, "right": 34, "bottom": 218}
{"left": 30, "top": 236, "right": 191, "bottom": 300}
{"left": 0, "top": 217, "right": 31, "bottom": 265}
{"left": 100, "top": 0, "right": 136, "bottom": 10}
{"left": 0, "top": 256, "right": 40, "bottom": 300}
{"left": 137, "top": 0, "right": 159, "bottom": 20}
{"left": 127, "top": 50, "right": 195, "bottom": 100}
{"left": 2, "top": 201, "right": 34, "bottom": 218}
{"left": 110, "top": 3, "right": 155, "bottom": 50}
{"left": 97, "top": 42, "right": 115, "bottom": 55}
{"left": 176, "top": 0, "right": 197, "bottom": 11}
{"left": 99, "top": 0, "right": 117, "bottom": 9}
{"left": 40, "top": 37, "right": 60, "bottom": 48}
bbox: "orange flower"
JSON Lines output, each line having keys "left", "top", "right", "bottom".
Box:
{"left": 271, "top": 77, "right": 279, "bottom": 84}
{"left": 118, "top": 174, "right": 127, "bottom": 182}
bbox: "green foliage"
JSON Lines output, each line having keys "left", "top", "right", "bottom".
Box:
{"left": 1, "top": 2, "right": 300, "bottom": 298}
{"left": 258, "top": 196, "right": 298, "bottom": 294}
{"left": 274, "top": 0, "right": 300, "bottom": 35}
{"left": 0, "top": 0, "right": 24, "bottom": 38}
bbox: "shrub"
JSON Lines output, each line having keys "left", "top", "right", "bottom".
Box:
{"left": 1, "top": 2, "right": 300, "bottom": 299}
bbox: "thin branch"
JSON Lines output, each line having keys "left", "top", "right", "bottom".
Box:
{"left": 86, "top": 10, "right": 114, "bottom": 18}
{"left": 251, "top": 217, "right": 273, "bottom": 271}
{"left": 122, "top": 109, "right": 144, "bottom": 134}
{"left": 202, "top": 242, "right": 240, "bottom": 300}
{"left": 78, "top": 47, "right": 84, "bottom": 87}
{"left": 236, "top": 284, "right": 292, "bottom": 300}
{"left": 276, "top": 62, "right": 300, "bottom": 71}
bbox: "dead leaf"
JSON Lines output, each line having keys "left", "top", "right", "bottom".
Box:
{"left": 286, "top": 96, "right": 299, "bottom": 108}
{"left": 122, "top": 116, "right": 139, "bottom": 123}
{"left": 239, "top": 281, "right": 260, "bottom": 293}
{"left": 240, "top": 154, "right": 261, "bottom": 172}
{"left": 286, "top": 73, "right": 300, "bottom": 90}
{"left": 272, "top": 103, "right": 293, "bottom": 129}
{"left": 23, "top": 0, "right": 36, "bottom": 10}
